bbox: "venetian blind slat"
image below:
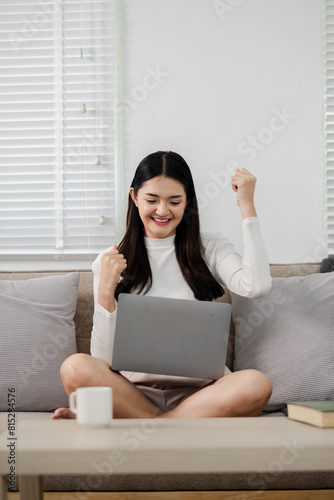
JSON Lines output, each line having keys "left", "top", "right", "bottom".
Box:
{"left": 325, "top": 0, "right": 334, "bottom": 255}
{"left": 0, "top": 0, "right": 115, "bottom": 259}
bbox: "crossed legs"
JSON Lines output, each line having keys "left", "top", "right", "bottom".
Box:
{"left": 52, "top": 353, "right": 272, "bottom": 420}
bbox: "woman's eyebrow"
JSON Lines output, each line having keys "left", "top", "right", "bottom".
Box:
{"left": 144, "top": 193, "right": 184, "bottom": 199}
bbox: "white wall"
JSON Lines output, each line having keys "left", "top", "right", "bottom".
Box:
{"left": 118, "top": 0, "right": 326, "bottom": 264}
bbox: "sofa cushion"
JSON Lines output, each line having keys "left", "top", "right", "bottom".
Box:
{"left": 232, "top": 272, "right": 334, "bottom": 412}
{"left": 0, "top": 273, "right": 79, "bottom": 411}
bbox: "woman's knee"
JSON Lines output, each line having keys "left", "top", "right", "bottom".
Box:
{"left": 60, "top": 353, "right": 112, "bottom": 391}
{"left": 60, "top": 353, "right": 92, "bottom": 388}
{"left": 244, "top": 369, "right": 272, "bottom": 411}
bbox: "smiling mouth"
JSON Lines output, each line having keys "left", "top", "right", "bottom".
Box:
{"left": 151, "top": 217, "right": 171, "bottom": 225}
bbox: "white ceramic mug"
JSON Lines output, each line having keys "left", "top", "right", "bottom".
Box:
{"left": 69, "top": 387, "right": 113, "bottom": 427}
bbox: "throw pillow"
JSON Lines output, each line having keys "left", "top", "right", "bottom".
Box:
{"left": 321, "top": 257, "right": 334, "bottom": 273}
{"left": 0, "top": 273, "right": 79, "bottom": 411}
{"left": 232, "top": 273, "right": 334, "bottom": 412}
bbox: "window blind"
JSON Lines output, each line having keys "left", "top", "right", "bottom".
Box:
{"left": 0, "top": 0, "right": 115, "bottom": 262}
{"left": 325, "top": 0, "right": 334, "bottom": 255}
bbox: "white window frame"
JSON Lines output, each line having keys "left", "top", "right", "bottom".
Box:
{"left": 325, "top": 0, "right": 334, "bottom": 256}
{"left": 0, "top": 0, "right": 122, "bottom": 271}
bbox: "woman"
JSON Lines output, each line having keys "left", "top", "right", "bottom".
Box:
{"left": 53, "top": 151, "right": 272, "bottom": 419}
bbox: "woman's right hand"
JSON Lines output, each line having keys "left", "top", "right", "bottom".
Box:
{"left": 98, "top": 244, "right": 127, "bottom": 313}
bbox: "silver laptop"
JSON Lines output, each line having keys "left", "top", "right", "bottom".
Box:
{"left": 111, "top": 293, "right": 231, "bottom": 380}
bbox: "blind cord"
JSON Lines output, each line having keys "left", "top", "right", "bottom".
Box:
{"left": 80, "top": 0, "right": 92, "bottom": 265}
{"left": 96, "top": 0, "right": 105, "bottom": 226}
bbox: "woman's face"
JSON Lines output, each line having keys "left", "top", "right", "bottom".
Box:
{"left": 130, "top": 175, "right": 187, "bottom": 239}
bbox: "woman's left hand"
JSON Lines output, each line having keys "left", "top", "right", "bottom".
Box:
{"left": 231, "top": 168, "right": 257, "bottom": 219}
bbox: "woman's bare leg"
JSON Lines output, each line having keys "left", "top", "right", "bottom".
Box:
{"left": 164, "top": 369, "right": 272, "bottom": 418}
{"left": 52, "top": 353, "right": 163, "bottom": 419}
{"left": 52, "top": 356, "right": 271, "bottom": 419}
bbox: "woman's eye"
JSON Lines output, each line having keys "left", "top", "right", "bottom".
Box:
{"left": 170, "top": 202, "right": 181, "bottom": 206}
{"left": 146, "top": 200, "right": 156, "bottom": 203}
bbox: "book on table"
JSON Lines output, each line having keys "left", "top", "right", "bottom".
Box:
{"left": 287, "top": 401, "right": 334, "bottom": 428}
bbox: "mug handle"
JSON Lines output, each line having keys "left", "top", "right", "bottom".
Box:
{"left": 69, "top": 392, "right": 77, "bottom": 414}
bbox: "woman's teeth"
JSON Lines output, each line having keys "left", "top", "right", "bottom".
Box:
{"left": 153, "top": 218, "right": 169, "bottom": 222}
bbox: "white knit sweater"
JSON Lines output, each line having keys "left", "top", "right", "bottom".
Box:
{"left": 90, "top": 217, "right": 271, "bottom": 387}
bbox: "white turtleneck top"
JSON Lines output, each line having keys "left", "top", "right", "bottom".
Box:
{"left": 90, "top": 217, "right": 271, "bottom": 387}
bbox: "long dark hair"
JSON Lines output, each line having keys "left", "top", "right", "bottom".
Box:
{"left": 115, "top": 151, "right": 224, "bottom": 301}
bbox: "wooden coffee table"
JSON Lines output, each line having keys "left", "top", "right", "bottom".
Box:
{"left": 1, "top": 417, "right": 334, "bottom": 499}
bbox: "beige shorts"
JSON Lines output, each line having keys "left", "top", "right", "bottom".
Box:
{"left": 135, "top": 383, "right": 212, "bottom": 413}
{"left": 121, "top": 366, "right": 231, "bottom": 413}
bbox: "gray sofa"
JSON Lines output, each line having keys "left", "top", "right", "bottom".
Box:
{"left": 1, "top": 262, "right": 334, "bottom": 496}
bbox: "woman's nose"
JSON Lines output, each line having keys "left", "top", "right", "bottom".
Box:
{"left": 155, "top": 203, "right": 169, "bottom": 215}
